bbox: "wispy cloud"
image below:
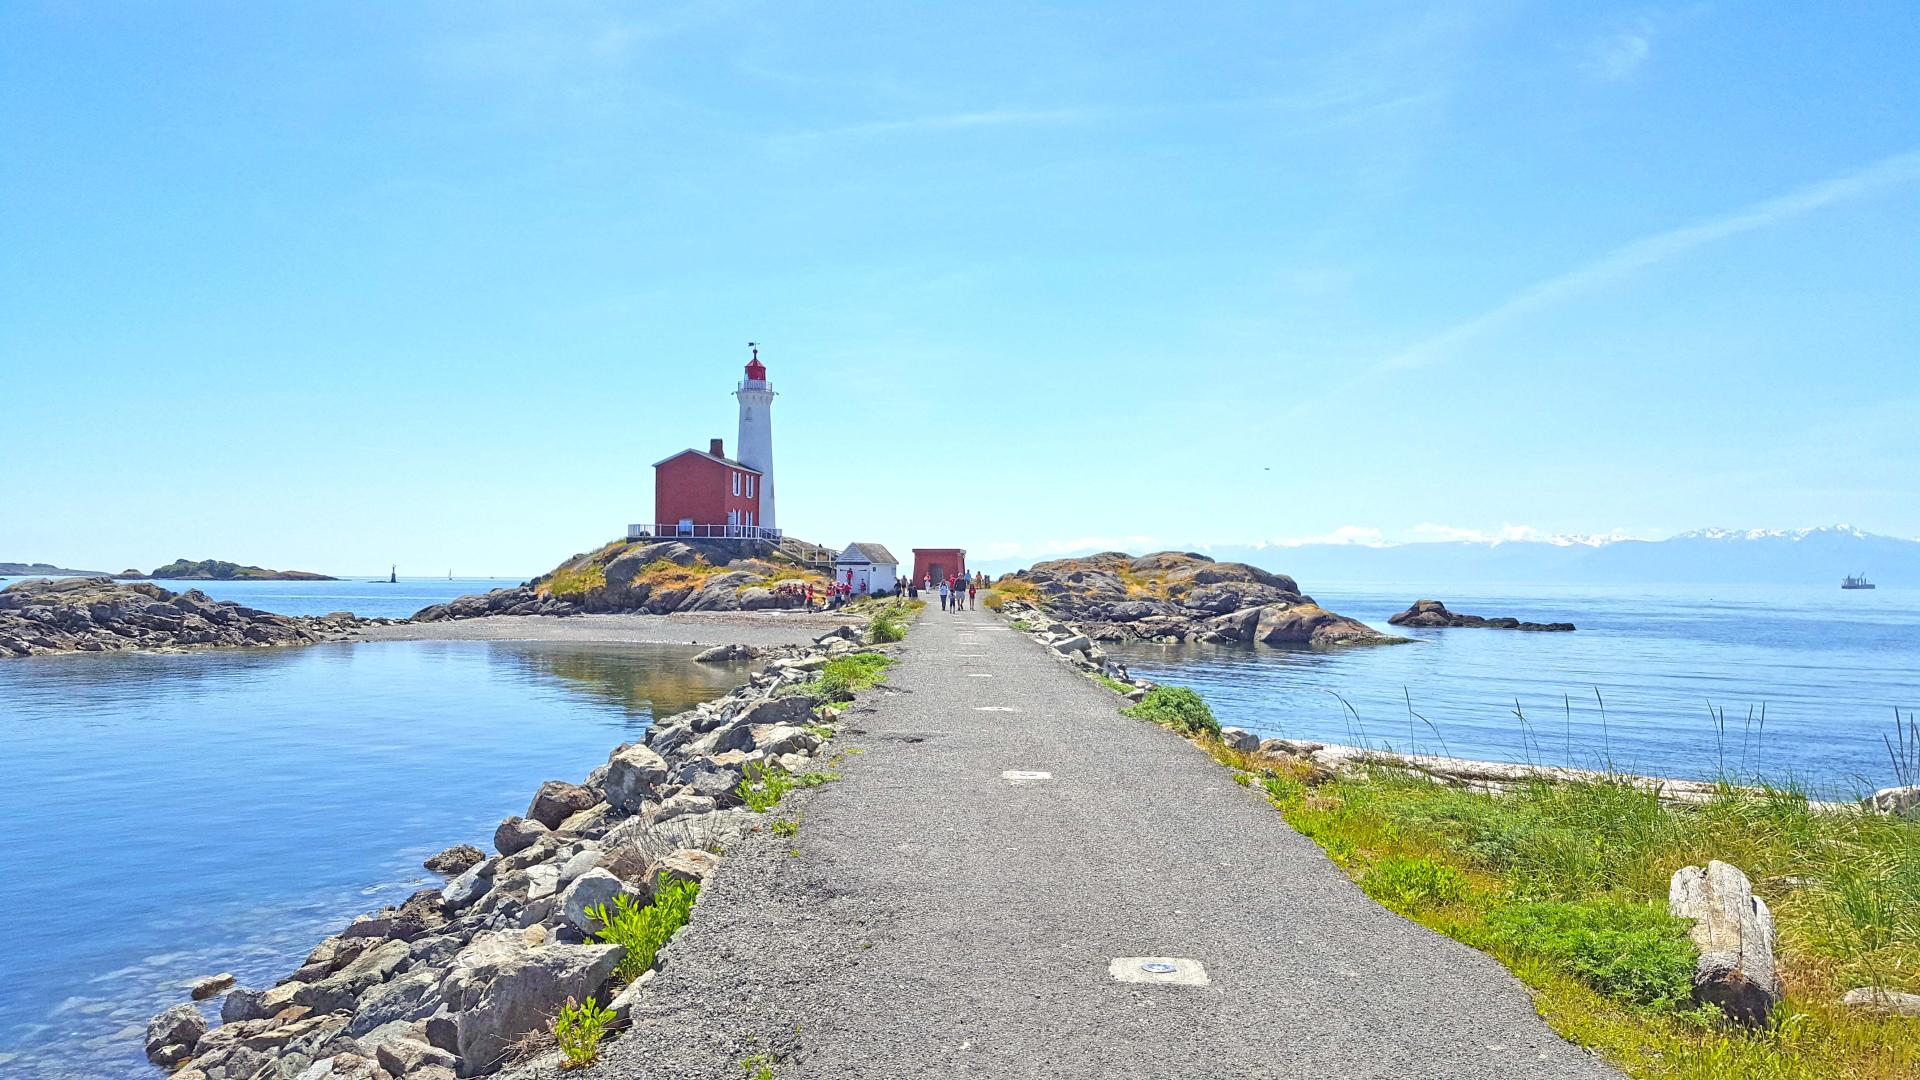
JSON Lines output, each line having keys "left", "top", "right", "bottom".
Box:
{"left": 1286, "top": 147, "right": 1920, "bottom": 418}
{"left": 777, "top": 107, "right": 1107, "bottom": 144}
{"left": 1587, "top": 18, "right": 1657, "bottom": 81}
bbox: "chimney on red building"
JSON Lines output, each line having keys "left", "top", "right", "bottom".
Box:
{"left": 710, "top": 438, "right": 725, "bottom": 457}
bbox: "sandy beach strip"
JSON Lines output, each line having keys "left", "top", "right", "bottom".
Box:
{"left": 346, "top": 610, "right": 861, "bottom": 648}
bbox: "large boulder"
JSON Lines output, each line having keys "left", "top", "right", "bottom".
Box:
{"left": 1669, "top": 861, "right": 1780, "bottom": 1024}
{"left": 492, "top": 816, "right": 547, "bottom": 857}
{"left": 145, "top": 1002, "right": 206, "bottom": 1066}
{"left": 291, "top": 937, "right": 411, "bottom": 1013}
{"left": 559, "top": 868, "right": 646, "bottom": 933}
{"left": 424, "top": 843, "right": 486, "bottom": 876}
{"left": 604, "top": 745, "right": 672, "bottom": 814}
{"left": 525, "top": 780, "right": 597, "bottom": 830}
{"left": 441, "top": 941, "right": 626, "bottom": 1074}
{"left": 1254, "top": 602, "right": 1386, "bottom": 647}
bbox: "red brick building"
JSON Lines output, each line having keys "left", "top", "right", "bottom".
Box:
{"left": 911, "top": 547, "right": 967, "bottom": 587}
{"left": 651, "top": 438, "right": 766, "bottom": 537}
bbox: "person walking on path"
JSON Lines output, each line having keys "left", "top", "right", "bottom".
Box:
{"left": 938, "top": 580, "right": 949, "bottom": 611}
{"left": 967, "top": 579, "right": 978, "bottom": 610}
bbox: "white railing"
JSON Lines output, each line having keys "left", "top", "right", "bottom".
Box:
{"left": 628, "top": 523, "right": 784, "bottom": 541}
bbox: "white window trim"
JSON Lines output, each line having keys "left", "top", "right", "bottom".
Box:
{"left": 732, "top": 471, "right": 741, "bottom": 497}
{"left": 746, "top": 474, "right": 755, "bottom": 498}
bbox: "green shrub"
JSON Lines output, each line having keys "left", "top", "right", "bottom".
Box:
{"left": 553, "top": 995, "right": 615, "bottom": 1068}
{"left": 1360, "top": 854, "right": 1472, "bottom": 911}
{"left": 736, "top": 764, "right": 838, "bottom": 812}
{"left": 868, "top": 603, "right": 910, "bottom": 643}
{"left": 1122, "top": 686, "right": 1221, "bottom": 738}
{"left": 809, "top": 653, "right": 894, "bottom": 701}
{"left": 1485, "top": 899, "right": 1699, "bottom": 1012}
{"left": 588, "top": 879, "right": 700, "bottom": 983}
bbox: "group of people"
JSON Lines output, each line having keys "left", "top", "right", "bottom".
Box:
{"left": 931, "top": 573, "right": 979, "bottom": 611}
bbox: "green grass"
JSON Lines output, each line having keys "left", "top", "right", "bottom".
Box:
{"left": 543, "top": 563, "right": 607, "bottom": 599}
{"left": 740, "top": 1052, "right": 776, "bottom": 1079}
{"left": 587, "top": 879, "right": 701, "bottom": 983}
{"left": 552, "top": 995, "right": 616, "bottom": 1068}
{"left": 771, "top": 817, "right": 800, "bottom": 838}
{"left": 1090, "top": 672, "right": 1133, "bottom": 695}
{"left": 1255, "top": 764, "right": 1920, "bottom": 1078}
{"left": 736, "top": 763, "right": 840, "bottom": 813}
{"left": 867, "top": 600, "right": 914, "bottom": 643}
{"left": 1121, "top": 685, "right": 1221, "bottom": 739}
{"left": 785, "top": 652, "right": 894, "bottom": 702}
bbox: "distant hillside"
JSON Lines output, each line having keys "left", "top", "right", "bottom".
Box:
{"left": 980, "top": 526, "right": 1920, "bottom": 587}
{"left": 0, "top": 561, "right": 107, "bottom": 577}
{"left": 118, "top": 558, "right": 337, "bottom": 582}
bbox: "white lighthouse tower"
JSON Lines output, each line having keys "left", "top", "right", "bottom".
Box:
{"left": 734, "top": 343, "right": 776, "bottom": 533}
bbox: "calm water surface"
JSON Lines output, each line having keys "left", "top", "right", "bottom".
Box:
{"left": 0, "top": 640, "right": 746, "bottom": 1079}
{"left": 0, "top": 575, "right": 522, "bottom": 621}
{"left": 1108, "top": 583, "right": 1920, "bottom": 794}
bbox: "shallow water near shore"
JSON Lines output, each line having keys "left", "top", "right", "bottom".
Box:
{"left": 0, "top": 640, "right": 747, "bottom": 1079}
{"left": 1107, "top": 582, "right": 1920, "bottom": 794}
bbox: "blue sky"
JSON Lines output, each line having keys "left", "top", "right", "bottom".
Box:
{"left": 3, "top": 2, "right": 1916, "bottom": 575}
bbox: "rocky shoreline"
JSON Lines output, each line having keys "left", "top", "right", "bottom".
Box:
{"left": 1388, "top": 598, "right": 1575, "bottom": 632}
{"left": 143, "top": 621, "right": 881, "bottom": 1080}
{"left": 996, "top": 551, "right": 1400, "bottom": 647}
{"left": 0, "top": 577, "right": 384, "bottom": 658}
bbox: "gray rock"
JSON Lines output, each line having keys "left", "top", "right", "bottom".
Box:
{"left": 1669, "top": 860, "right": 1780, "bottom": 1024}
{"left": 145, "top": 1002, "right": 206, "bottom": 1064}
{"left": 345, "top": 967, "right": 445, "bottom": 1036}
{"left": 492, "top": 816, "right": 547, "bottom": 857}
{"left": 679, "top": 766, "right": 744, "bottom": 806}
{"left": 190, "top": 971, "right": 236, "bottom": 1000}
{"left": 1841, "top": 986, "right": 1920, "bottom": 1016}
{"left": 526, "top": 780, "right": 597, "bottom": 830}
{"left": 647, "top": 848, "right": 720, "bottom": 895}
{"left": 220, "top": 985, "right": 270, "bottom": 1024}
{"left": 376, "top": 1037, "right": 457, "bottom": 1077}
{"left": 290, "top": 937, "right": 411, "bottom": 1013}
{"left": 693, "top": 643, "right": 751, "bottom": 662}
{"left": 1869, "top": 785, "right": 1920, "bottom": 816}
{"left": 424, "top": 843, "right": 485, "bottom": 875}
{"left": 649, "top": 792, "right": 718, "bottom": 825}
{"left": 1051, "top": 634, "right": 1092, "bottom": 655}
{"left": 559, "top": 868, "right": 644, "bottom": 934}
{"left": 742, "top": 695, "right": 815, "bottom": 727}
{"left": 1218, "top": 727, "right": 1259, "bottom": 752}
{"left": 604, "top": 744, "right": 671, "bottom": 813}
{"left": 441, "top": 861, "right": 493, "bottom": 912}
{"left": 442, "top": 941, "right": 626, "bottom": 1074}
{"left": 750, "top": 723, "right": 822, "bottom": 757}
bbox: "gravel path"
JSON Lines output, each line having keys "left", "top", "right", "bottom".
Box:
{"left": 523, "top": 606, "right": 1617, "bottom": 1079}
{"left": 350, "top": 611, "right": 857, "bottom": 647}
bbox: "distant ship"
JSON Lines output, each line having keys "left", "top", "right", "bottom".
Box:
{"left": 1842, "top": 573, "right": 1875, "bottom": 590}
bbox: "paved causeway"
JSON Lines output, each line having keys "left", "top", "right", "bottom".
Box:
{"left": 575, "top": 607, "right": 1618, "bottom": 1079}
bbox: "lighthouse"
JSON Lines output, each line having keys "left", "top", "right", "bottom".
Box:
{"left": 734, "top": 344, "right": 776, "bottom": 532}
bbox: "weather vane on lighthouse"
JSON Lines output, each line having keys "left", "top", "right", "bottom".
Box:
{"left": 747, "top": 341, "right": 759, "bottom": 362}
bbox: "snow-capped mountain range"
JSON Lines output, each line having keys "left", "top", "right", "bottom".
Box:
{"left": 980, "top": 526, "right": 1918, "bottom": 586}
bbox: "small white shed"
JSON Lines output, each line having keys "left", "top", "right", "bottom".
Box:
{"left": 834, "top": 542, "right": 900, "bottom": 597}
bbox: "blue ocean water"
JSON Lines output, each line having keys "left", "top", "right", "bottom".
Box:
{"left": 1107, "top": 583, "right": 1920, "bottom": 795}
{"left": 0, "top": 575, "right": 524, "bottom": 621}
{"left": 0, "top": 641, "right": 747, "bottom": 1079}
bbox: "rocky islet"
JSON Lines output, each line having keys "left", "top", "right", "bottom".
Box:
{"left": 0, "top": 576, "right": 383, "bottom": 658}
{"left": 1388, "top": 598, "right": 1575, "bottom": 632}
{"left": 999, "top": 550, "right": 1399, "bottom": 647}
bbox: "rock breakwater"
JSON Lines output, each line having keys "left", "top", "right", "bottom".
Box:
{"left": 146, "top": 622, "right": 878, "bottom": 1079}
{"left": 997, "top": 551, "right": 1398, "bottom": 647}
{"left": 0, "top": 577, "right": 379, "bottom": 658}
{"left": 1388, "top": 599, "right": 1574, "bottom": 632}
